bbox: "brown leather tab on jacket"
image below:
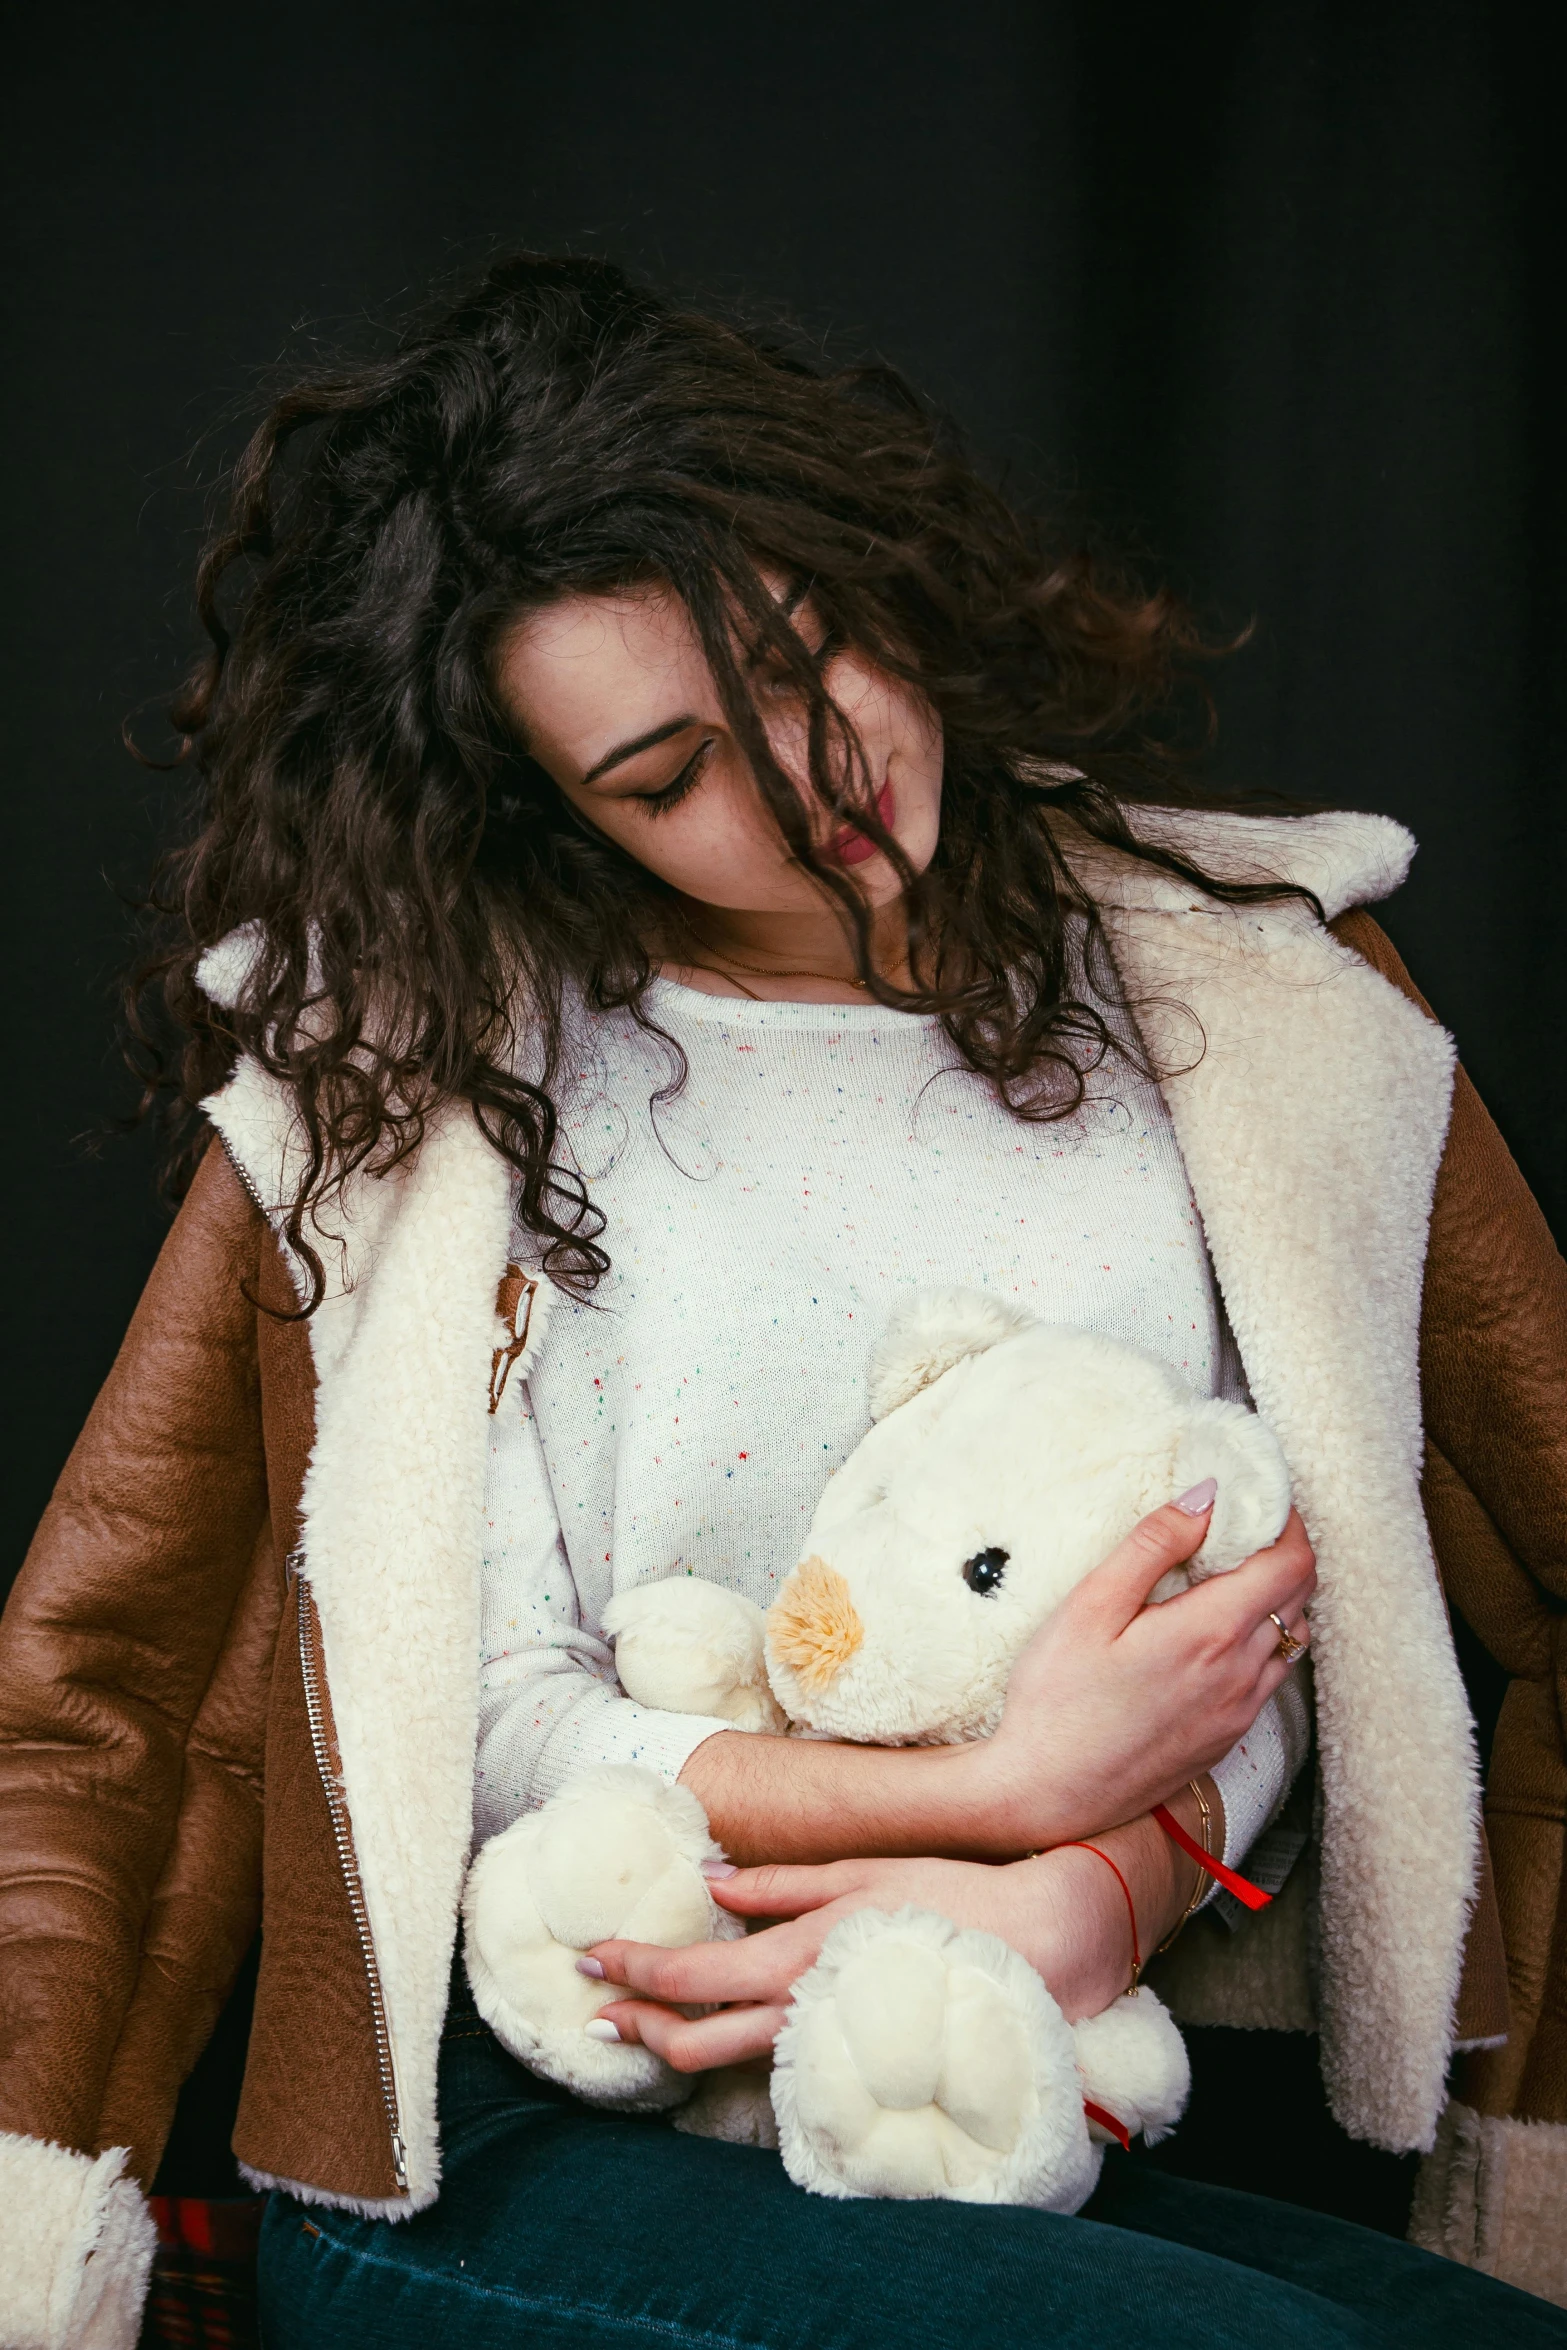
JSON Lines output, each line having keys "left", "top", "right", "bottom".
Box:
{"left": 489, "top": 1261, "right": 539, "bottom": 1413}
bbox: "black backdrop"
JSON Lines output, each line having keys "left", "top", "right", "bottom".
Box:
{"left": 3, "top": 0, "right": 1561, "bottom": 2221}
{"left": 6, "top": 0, "right": 1562, "bottom": 1581}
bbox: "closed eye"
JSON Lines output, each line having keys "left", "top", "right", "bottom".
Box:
{"left": 636, "top": 737, "right": 713, "bottom": 816}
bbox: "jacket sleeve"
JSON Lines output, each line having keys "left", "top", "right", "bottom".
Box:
{"left": 0, "top": 1140, "right": 272, "bottom": 2350}
{"left": 1333, "top": 908, "right": 1567, "bottom": 2117}
{"left": 1330, "top": 911, "right": 1567, "bottom": 1612}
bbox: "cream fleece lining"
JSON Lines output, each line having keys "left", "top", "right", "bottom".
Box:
{"left": 1061, "top": 811, "right": 1475, "bottom": 2154}
{"left": 0, "top": 2132, "right": 157, "bottom": 2350}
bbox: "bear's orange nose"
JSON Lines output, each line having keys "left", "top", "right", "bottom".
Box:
{"left": 766, "top": 1556, "right": 865, "bottom": 1693}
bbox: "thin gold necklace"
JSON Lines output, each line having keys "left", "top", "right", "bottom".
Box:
{"left": 676, "top": 957, "right": 874, "bottom": 1004}
{"left": 706, "top": 952, "right": 872, "bottom": 991}
{"left": 674, "top": 915, "right": 876, "bottom": 996}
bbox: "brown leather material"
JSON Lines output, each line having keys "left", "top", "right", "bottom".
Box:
{"left": 1460, "top": 1668, "right": 1567, "bottom": 2121}
{"left": 1514, "top": 1620, "right": 1567, "bottom": 2125}
{"left": 233, "top": 1569, "right": 401, "bottom": 2199}
{"left": 1425, "top": 1077, "right": 1567, "bottom": 1611}
{"left": 1422, "top": 1440, "right": 1555, "bottom": 1680}
{"left": 0, "top": 1134, "right": 402, "bottom": 2205}
{"left": 0, "top": 1141, "right": 268, "bottom": 2162}
{"left": 1454, "top": 1828, "right": 1513, "bottom": 2051}
{"left": 1334, "top": 912, "right": 1567, "bottom": 1607}
{"left": 256, "top": 1233, "right": 316, "bottom": 1574}
{"left": 1333, "top": 910, "right": 1567, "bottom": 2120}
{"left": 96, "top": 1507, "right": 282, "bottom": 2181}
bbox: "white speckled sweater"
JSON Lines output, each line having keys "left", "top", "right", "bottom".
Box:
{"left": 475, "top": 975, "right": 1308, "bottom": 1866}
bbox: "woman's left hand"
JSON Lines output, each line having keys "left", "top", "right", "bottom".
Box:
{"left": 585, "top": 1858, "right": 1008, "bottom": 2072}
{"left": 584, "top": 1825, "right": 1186, "bottom": 2073}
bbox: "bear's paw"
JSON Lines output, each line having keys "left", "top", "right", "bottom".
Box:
{"left": 462, "top": 1765, "right": 741, "bottom": 2111}
{"left": 771, "top": 1906, "right": 1102, "bottom": 2211}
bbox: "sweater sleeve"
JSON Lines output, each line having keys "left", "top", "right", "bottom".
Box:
{"left": 473, "top": 1379, "right": 734, "bottom": 1845}
{"left": 1199, "top": 1671, "right": 1313, "bottom": 1918}
{"left": 1209, "top": 1674, "right": 1311, "bottom": 1861}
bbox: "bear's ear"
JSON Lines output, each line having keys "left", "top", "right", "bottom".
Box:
{"left": 868, "top": 1287, "right": 1036, "bottom": 1420}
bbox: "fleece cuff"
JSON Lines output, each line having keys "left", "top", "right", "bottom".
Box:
{"left": 1411, "top": 2100, "right": 1567, "bottom": 2311}
{"left": 0, "top": 2131, "right": 157, "bottom": 2350}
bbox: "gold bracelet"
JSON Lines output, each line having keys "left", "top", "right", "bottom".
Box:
{"left": 1154, "top": 1779, "right": 1212, "bottom": 1956}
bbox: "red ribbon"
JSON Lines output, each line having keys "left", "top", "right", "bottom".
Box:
{"left": 1152, "top": 1803, "right": 1272, "bottom": 1911}
{"left": 1083, "top": 2099, "right": 1132, "bottom": 2152}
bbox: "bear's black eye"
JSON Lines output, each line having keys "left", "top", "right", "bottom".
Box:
{"left": 962, "top": 1546, "right": 1009, "bottom": 1597}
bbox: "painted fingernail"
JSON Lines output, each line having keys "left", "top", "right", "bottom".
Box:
{"left": 584, "top": 2018, "right": 621, "bottom": 2042}
{"left": 575, "top": 1956, "right": 606, "bottom": 1978}
{"left": 1175, "top": 1478, "right": 1218, "bottom": 1515}
{"left": 701, "top": 1859, "right": 738, "bottom": 1879}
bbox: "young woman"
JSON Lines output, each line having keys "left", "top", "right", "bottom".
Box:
{"left": 2, "top": 254, "right": 1564, "bottom": 2348}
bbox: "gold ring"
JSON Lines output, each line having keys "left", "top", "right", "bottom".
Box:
{"left": 1269, "top": 1611, "right": 1307, "bottom": 1665}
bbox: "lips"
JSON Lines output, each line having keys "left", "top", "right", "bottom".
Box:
{"left": 829, "top": 779, "right": 894, "bottom": 866}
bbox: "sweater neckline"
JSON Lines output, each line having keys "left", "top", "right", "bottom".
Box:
{"left": 644, "top": 974, "right": 935, "bottom": 1033}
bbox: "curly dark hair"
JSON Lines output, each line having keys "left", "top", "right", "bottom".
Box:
{"left": 130, "top": 249, "right": 1306, "bottom": 1307}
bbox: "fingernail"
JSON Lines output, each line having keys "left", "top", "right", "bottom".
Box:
{"left": 701, "top": 1859, "right": 738, "bottom": 1879}
{"left": 584, "top": 2018, "right": 621, "bottom": 2042}
{"left": 1175, "top": 1478, "right": 1218, "bottom": 1515}
{"left": 575, "top": 1956, "right": 606, "bottom": 1978}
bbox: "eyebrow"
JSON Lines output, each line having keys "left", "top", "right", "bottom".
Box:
{"left": 573, "top": 583, "right": 814, "bottom": 788}
{"left": 579, "top": 714, "right": 702, "bottom": 787}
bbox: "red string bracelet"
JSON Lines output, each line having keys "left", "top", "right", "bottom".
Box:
{"left": 1060, "top": 1844, "right": 1143, "bottom": 2152}
{"left": 1082, "top": 2099, "right": 1132, "bottom": 2152}
{"left": 1049, "top": 1830, "right": 1266, "bottom": 2157}
{"left": 1059, "top": 1840, "right": 1143, "bottom": 1995}
{"left": 1152, "top": 1803, "right": 1272, "bottom": 1912}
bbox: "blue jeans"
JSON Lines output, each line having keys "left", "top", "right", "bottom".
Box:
{"left": 258, "top": 1974, "right": 1564, "bottom": 2348}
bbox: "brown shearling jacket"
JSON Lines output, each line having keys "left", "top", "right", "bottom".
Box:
{"left": 2, "top": 857, "right": 1566, "bottom": 2333}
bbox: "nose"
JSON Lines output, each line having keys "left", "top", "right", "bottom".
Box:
{"left": 766, "top": 1556, "right": 864, "bottom": 1693}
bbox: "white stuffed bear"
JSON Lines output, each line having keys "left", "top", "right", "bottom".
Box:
{"left": 463, "top": 1287, "right": 1292, "bottom": 2211}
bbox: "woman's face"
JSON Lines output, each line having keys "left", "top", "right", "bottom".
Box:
{"left": 494, "top": 578, "right": 943, "bottom": 917}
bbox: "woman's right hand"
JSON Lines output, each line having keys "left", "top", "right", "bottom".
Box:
{"left": 976, "top": 1494, "right": 1316, "bottom": 1851}
{"left": 681, "top": 1494, "right": 1313, "bottom": 1868}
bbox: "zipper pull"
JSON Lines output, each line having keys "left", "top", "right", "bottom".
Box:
{"left": 390, "top": 2130, "right": 409, "bottom": 2191}
{"left": 285, "top": 1545, "right": 306, "bottom": 1586}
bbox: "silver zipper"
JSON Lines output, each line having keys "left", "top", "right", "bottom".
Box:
{"left": 230, "top": 1119, "right": 408, "bottom": 2195}
{"left": 215, "top": 1128, "right": 272, "bottom": 1220}
{"left": 289, "top": 1548, "right": 410, "bottom": 2192}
